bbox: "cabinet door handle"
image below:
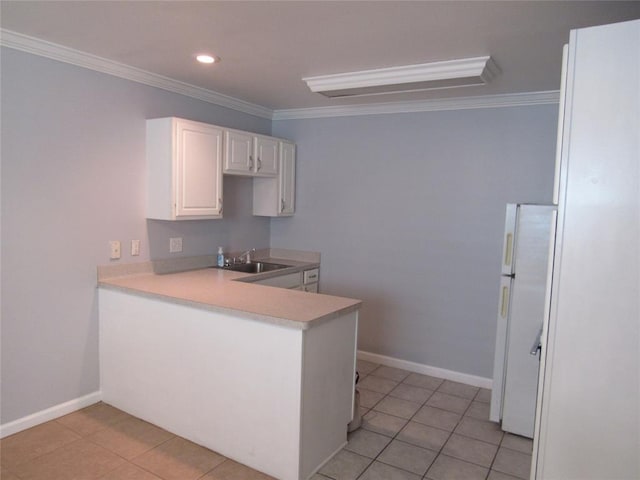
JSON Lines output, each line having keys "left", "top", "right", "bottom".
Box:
{"left": 249, "top": 156, "right": 254, "bottom": 170}
{"left": 219, "top": 198, "right": 223, "bottom": 215}
{"left": 281, "top": 198, "right": 285, "bottom": 212}
{"left": 257, "top": 157, "right": 262, "bottom": 171}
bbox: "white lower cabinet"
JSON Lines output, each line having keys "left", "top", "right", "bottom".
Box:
{"left": 147, "top": 117, "right": 223, "bottom": 220}
{"left": 253, "top": 141, "right": 295, "bottom": 216}
{"left": 252, "top": 267, "right": 319, "bottom": 293}
{"left": 254, "top": 272, "right": 302, "bottom": 289}
{"left": 303, "top": 268, "right": 319, "bottom": 293}
{"left": 99, "top": 288, "right": 356, "bottom": 480}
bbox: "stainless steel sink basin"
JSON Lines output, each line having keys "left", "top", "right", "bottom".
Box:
{"left": 223, "top": 261, "right": 290, "bottom": 274}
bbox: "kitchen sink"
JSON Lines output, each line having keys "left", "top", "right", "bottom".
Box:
{"left": 222, "top": 261, "right": 290, "bottom": 274}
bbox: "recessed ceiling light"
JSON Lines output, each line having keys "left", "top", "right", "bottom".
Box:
{"left": 303, "top": 56, "right": 499, "bottom": 98}
{"left": 196, "top": 54, "right": 219, "bottom": 64}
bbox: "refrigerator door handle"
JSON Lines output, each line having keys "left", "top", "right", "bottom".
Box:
{"left": 504, "top": 232, "right": 514, "bottom": 267}
{"left": 530, "top": 327, "right": 543, "bottom": 356}
{"left": 500, "top": 284, "right": 510, "bottom": 318}
{"left": 501, "top": 204, "right": 518, "bottom": 275}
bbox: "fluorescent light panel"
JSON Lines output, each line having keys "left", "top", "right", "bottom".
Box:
{"left": 303, "top": 56, "right": 499, "bottom": 98}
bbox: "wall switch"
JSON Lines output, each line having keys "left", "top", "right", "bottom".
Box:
{"left": 109, "top": 240, "right": 121, "bottom": 260}
{"left": 131, "top": 239, "right": 140, "bottom": 256}
{"left": 169, "top": 237, "right": 183, "bottom": 253}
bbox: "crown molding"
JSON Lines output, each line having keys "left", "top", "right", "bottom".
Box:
{"left": 1, "top": 29, "right": 559, "bottom": 122}
{"left": 0, "top": 29, "right": 273, "bottom": 119}
{"left": 272, "top": 91, "right": 560, "bottom": 120}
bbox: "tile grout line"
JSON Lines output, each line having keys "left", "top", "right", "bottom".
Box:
{"left": 0, "top": 415, "right": 95, "bottom": 471}
{"left": 353, "top": 365, "right": 513, "bottom": 480}
{"left": 125, "top": 434, "right": 183, "bottom": 480}
{"left": 420, "top": 378, "right": 483, "bottom": 480}
{"left": 355, "top": 370, "right": 423, "bottom": 479}
{"left": 361, "top": 366, "right": 532, "bottom": 480}
{"left": 354, "top": 368, "right": 450, "bottom": 479}
{"left": 3, "top": 368, "right": 528, "bottom": 480}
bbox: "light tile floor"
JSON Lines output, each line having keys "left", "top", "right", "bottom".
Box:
{"left": 0, "top": 361, "right": 532, "bottom": 480}
{"left": 0, "top": 403, "right": 273, "bottom": 480}
{"left": 316, "top": 361, "right": 533, "bottom": 480}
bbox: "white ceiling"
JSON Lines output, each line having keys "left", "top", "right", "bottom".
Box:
{"left": 2, "top": 1, "right": 639, "bottom": 112}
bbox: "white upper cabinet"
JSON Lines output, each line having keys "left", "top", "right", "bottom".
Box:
{"left": 253, "top": 141, "right": 296, "bottom": 217}
{"left": 224, "top": 130, "right": 279, "bottom": 177}
{"left": 254, "top": 135, "right": 279, "bottom": 176}
{"left": 279, "top": 141, "right": 296, "bottom": 215}
{"left": 147, "top": 117, "right": 224, "bottom": 220}
{"left": 224, "top": 130, "right": 253, "bottom": 174}
{"left": 147, "top": 117, "right": 294, "bottom": 220}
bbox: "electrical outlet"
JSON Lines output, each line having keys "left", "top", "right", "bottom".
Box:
{"left": 131, "top": 239, "right": 140, "bottom": 256}
{"left": 169, "top": 237, "right": 183, "bottom": 253}
{"left": 109, "top": 240, "right": 121, "bottom": 260}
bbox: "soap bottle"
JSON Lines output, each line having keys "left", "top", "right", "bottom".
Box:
{"left": 217, "top": 247, "right": 225, "bottom": 267}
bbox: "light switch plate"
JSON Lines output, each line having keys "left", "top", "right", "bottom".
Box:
{"left": 109, "top": 240, "right": 121, "bottom": 260}
{"left": 131, "top": 239, "right": 140, "bottom": 256}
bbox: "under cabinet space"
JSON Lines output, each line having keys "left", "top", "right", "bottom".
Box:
{"left": 147, "top": 117, "right": 224, "bottom": 220}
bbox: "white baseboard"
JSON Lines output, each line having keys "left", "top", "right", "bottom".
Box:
{"left": 0, "top": 391, "right": 102, "bottom": 438}
{"left": 357, "top": 350, "right": 492, "bottom": 390}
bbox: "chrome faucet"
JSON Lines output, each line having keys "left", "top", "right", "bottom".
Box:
{"left": 234, "top": 248, "right": 255, "bottom": 264}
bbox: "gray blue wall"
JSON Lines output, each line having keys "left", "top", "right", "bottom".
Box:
{"left": 272, "top": 107, "right": 557, "bottom": 378}
{"left": 0, "top": 48, "right": 271, "bottom": 424}
{"left": 1, "top": 46, "right": 557, "bottom": 425}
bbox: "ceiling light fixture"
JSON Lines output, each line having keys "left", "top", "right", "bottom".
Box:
{"left": 196, "top": 54, "right": 219, "bottom": 64}
{"left": 303, "top": 56, "right": 500, "bottom": 98}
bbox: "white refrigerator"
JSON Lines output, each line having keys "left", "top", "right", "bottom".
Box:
{"left": 532, "top": 20, "right": 639, "bottom": 479}
{"left": 490, "top": 203, "right": 556, "bottom": 438}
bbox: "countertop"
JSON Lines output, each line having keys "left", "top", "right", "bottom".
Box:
{"left": 98, "top": 258, "right": 361, "bottom": 330}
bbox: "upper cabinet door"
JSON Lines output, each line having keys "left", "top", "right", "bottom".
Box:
{"left": 279, "top": 141, "right": 296, "bottom": 215}
{"left": 175, "top": 120, "right": 224, "bottom": 218}
{"left": 254, "top": 136, "right": 279, "bottom": 176}
{"left": 224, "top": 130, "right": 254, "bottom": 175}
{"left": 146, "top": 117, "right": 223, "bottom": 220}
{"left": 224, "top": 131, "right": 278, "bottom": 177}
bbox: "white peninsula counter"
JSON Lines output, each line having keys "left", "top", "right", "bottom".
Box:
{"left": 98, "top": 257, "right": 360, "bottom": 480}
